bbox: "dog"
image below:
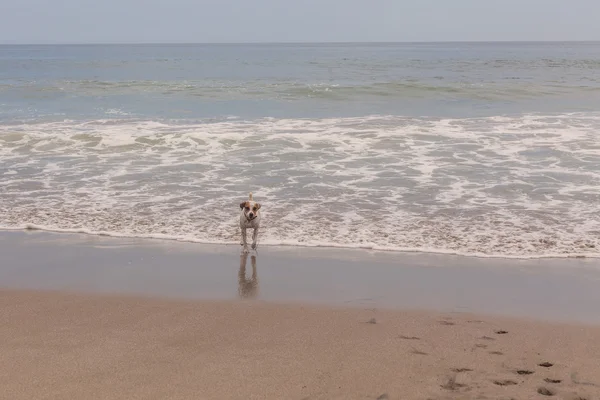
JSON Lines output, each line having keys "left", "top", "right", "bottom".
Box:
{"left": 240, "top": 192, "right": 261, "bottom": 251}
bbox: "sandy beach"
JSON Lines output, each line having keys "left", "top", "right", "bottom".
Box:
{"left": 1, "top": 231, "right": 600, "bottom": 399}
{"left": 1, "top": 290, "right": 600, "bottom": 400}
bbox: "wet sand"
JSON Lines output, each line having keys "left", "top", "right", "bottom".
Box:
{"left": 1, "top": 231, "right": 600, "bottom": 399}
{"left": 2, "top": 231, "right": 600, "bottom": 322}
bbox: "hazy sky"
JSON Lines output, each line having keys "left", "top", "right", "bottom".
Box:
{"left": 1, "top": 0, "right": 599, "bottom": 44}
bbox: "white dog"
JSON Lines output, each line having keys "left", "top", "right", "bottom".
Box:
{"left": 240, "top": 192, "right": 261, "bottom": 251}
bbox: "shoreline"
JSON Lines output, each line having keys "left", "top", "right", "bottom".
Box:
{"left": 2, "top": 230, "right": 600, "bottom": 323}
{"left": 3, "top": 225, "right": 598, "bottom": 260}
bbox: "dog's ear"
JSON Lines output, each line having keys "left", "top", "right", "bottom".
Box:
{"left": 255, "top": 203, "right": 261, "bottom": 210}
{"left": 240, "top": 202, "right": 246, "bottom": 210}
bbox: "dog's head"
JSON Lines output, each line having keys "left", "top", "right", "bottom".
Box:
{"left": 240, "top": 199, "right": 261, "bottom": 220}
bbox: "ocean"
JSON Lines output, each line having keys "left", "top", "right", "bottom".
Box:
{"left": 1, "top": 42, "right": 600, "bottom": 258}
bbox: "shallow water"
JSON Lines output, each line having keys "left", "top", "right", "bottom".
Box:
{"left": 1, "top": 43, "right": 600, "bottom": 257}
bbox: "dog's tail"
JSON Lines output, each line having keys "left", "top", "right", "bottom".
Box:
{"left": 249, "top": 192, "right": 253, "bottom": 201}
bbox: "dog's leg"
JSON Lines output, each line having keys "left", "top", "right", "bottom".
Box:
{"left": 251, "top": 227, "right": 259, "bottom": 250}
{"left": 241, "top": 227, "right": 248, "bottom": 251}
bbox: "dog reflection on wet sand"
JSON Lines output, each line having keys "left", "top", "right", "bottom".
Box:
{"left": 238, "top": 253, "right": 259, "bottom": 299}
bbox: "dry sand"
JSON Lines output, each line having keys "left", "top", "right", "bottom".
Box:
{"left": 1, "top": 289, "right": 599, "bottom": 400}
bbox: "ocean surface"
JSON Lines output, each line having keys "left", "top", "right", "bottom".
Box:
{"left": 1, "top": 42, "right": 600, "bottom": 258}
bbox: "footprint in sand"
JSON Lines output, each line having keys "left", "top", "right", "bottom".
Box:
{"left": 411, "top": 348, "right": 428, "bottom": 355}
{"left": 399, "top": 335, "right": 420, "bottom": 340}
{"left": 438, "top": 320, "right": 455, "bottom": 326}
{"left": 440, "top": 376, "right": 467, "bottom": 391}
{"left": 537, "top": 387, "right": 556, "bottom": 396}
{"left": 544, "top": 378, "right": 561, "bottom": 384}
{"left": 516, "top": 369, "right": 534, "bottom": 375}
{"left": 451, "top": 368, "right": 473, "bottom": 373}
{"left": 493, "top": 379, "right": 517, "bottom": 386}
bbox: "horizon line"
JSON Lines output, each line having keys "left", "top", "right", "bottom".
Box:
{"left": 1, "top": 40, "right": 600, "bottom": 46}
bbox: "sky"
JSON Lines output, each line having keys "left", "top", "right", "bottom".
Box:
{"left": 1, "top": 0, "right": 599, "bottom": 44}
